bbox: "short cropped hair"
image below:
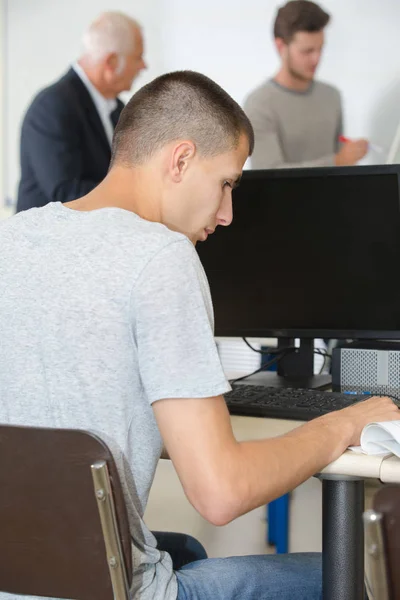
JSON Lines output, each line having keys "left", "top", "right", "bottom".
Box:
{"left": 111, "top": 71, "right": 254, "bottom": 167}
{"left": 274, "top": 0, "right": 330, "bottom": 43}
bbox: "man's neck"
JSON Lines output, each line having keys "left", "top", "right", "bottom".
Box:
{"left": 64, "top": 168, "right": 162, "bottom": 223}
{"left": 76, "top": 59, "right": 115, "bottom": 100}
{"left": 274, "top": 68, "right": 312, "bottom": 93}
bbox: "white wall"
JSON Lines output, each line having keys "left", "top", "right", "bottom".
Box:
{"left": 4, "top": 0, "right": 400, "bottom": 206}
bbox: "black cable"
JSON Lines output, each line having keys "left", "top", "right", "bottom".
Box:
{"left": 242, "top": 337, "right": 296, "bottom": 355}
{"left": 240, "top": 337, "right": 331, "bottom": 378}
{"left": 313, "top": 348, "right": 329, "bottom": 374}
{"left": 319, "top": 353, "right": 327, "bottom": 375}
{"left": 242, "top": 337, "right": 330, "bottom": 358}
{"left": 314, "top": 348, "right": 331, "bottom": 374}
{"left": 237, "top": 340, "right": 399, "bottom": 399}
{"left": 229, "top": 349, "right": 289, "bottom": 385}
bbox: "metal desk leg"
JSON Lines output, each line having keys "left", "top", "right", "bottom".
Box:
{"left": 319, "top": 475, "right": 365, "bottom": 600}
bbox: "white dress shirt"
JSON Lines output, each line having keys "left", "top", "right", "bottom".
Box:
{"left": 73, "top": 62, "right": 117, "bottom": 147}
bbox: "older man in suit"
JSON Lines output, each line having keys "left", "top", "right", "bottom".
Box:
{"left": 16, "top": 12, "right": 146, "bottom": 213}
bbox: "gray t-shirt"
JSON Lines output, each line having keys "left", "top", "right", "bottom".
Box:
{"left": 0, "top": 202, "right": 230, "bottom": 600}
{"left": 244, "top": 79, "right": 343, "bottom": 169}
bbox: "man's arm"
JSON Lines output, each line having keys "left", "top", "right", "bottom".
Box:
{"left": 153, "top": 394, "right": 398, "bottom": 526}
{"left": 133, "top": 241, "right": 397, "bottom": 525}
{"left": 22, "top": 94, "right": 98, "bottom": 204}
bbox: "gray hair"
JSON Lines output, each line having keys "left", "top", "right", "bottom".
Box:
{"left": 81, "top": 12, "right": 141, "bottom": 64}
{"left": 111, "top": 71, "right": 254, "bottom": 167}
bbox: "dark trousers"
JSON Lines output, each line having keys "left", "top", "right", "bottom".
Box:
{"left": 153, "top": 531, "right": 208, "bottom": 570}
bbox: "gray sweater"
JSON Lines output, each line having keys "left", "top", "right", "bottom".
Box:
{"left": 244, "top": 79, "right": 343, "bottom": 169}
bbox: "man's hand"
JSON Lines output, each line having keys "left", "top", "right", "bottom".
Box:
{"left": 321, "top": 395, "right": 399, "bottom": 447}
{"left": 335, "top": 139, "right": 369, "bottom": 166}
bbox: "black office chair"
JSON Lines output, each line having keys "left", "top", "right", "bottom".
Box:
{"left": 0, "top": 424, "right": 132, "bottom": 600}
{"left": 363, "top": 484, "right": 400, "bottom": 600}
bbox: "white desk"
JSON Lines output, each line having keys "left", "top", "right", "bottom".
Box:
{"left": 231, "top": 415, "right": 400, "bottom": 600}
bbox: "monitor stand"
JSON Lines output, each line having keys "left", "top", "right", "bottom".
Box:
{"left": 241, "top": 371, "right": 332, "bottom": 390}
{"left": 239, "top": 337, "right": 332, "bottom": 390}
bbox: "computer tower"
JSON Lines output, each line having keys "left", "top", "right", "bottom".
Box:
{"left": 332, "top": 341, "right": 400, "bottom": 396}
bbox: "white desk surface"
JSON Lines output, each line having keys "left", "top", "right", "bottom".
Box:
{"left": 230, "top": 415, "right": 400, "bottom": 483}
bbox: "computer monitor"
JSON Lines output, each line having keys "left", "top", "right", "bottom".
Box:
{"left": 196, "top": 165, "right": 400, "bottom": 388}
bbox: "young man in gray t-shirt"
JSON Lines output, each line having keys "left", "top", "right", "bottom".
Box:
{"left": 245, "top": 0, "right": 369, "bottom": 169}
{"left": 1, "top": 70, "right": 398, "bottom": 600}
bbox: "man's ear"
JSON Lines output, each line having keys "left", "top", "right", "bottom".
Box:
{"left": 274, "top": 37, "right": 287, "bottom": 58}
{"left": 104, "top": 53, "right": 124, "bottom": 79}
{"left": 170, "top": 141, "right": 196, "bottom": 182}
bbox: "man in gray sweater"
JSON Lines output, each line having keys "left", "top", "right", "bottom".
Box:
{"left": 245, "top": 0, "right": 368, "bottom": 169}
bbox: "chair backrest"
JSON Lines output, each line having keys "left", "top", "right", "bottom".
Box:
{"left": 0, "top": 424, "right": 132, "bottom": 600}
{"left": 363, "top": 484, "right": 400, "bottom": 600}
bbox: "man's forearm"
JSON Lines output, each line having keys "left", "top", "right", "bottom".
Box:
{"left": 218, "top": 413, "right": 353, "bottom": 523}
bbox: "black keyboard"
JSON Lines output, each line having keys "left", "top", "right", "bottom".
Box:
{"left": 225, "top": 384, "right": 372, "bottom": 421}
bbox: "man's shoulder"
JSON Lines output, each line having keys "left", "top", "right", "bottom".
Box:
{"left": 244, "top": 80, "right": 277, "bottom": 108}
{"left": 125, "top": 217, "right": 196, "bottom": 270}
{"left": 87, "top": 209, "right": 195, "bottom": 265}
{"left": 2, "top": 206, "right": 196, "bottom": 280}
{"left": 245, "top": 79, "right": 341, "bottom": 108}
{"left": 313, "top": 80, "right": 341, "bottom": 101}
{"left": 96, "top": 212, "right": 199, "bottom": 286}
{"left": 244, "top": 80, "right": 293, "bottom": 121}
{"left": 24, "top": 69, "right": 81, "bottom": 120}
{"left": 123, "top": 214, "right": 191, "bottom": 252}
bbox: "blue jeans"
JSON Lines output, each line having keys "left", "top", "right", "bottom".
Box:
{"left": 153, "top": 532, "right": 322, "bottom": 600}
{"left": 176, "top": 553, "right": 322, "bottom": 600}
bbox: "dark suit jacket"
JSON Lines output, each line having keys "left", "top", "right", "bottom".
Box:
{"left": 16, "top": 68, "right": 124, "bottom": 213}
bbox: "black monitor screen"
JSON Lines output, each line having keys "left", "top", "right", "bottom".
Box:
{"left": 196, "top": 166, "right": 400, "bottom": 339}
